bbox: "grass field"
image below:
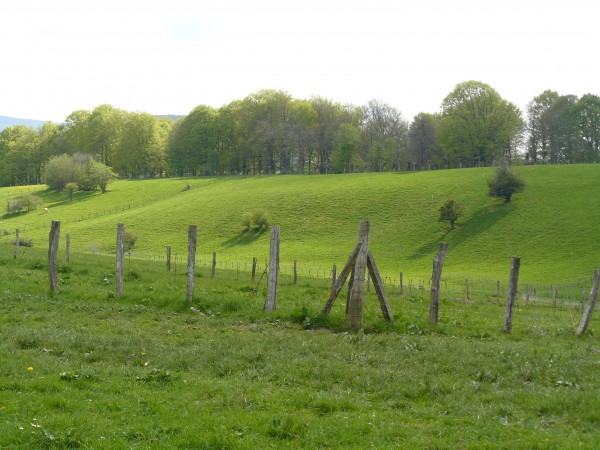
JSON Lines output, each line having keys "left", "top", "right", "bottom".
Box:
{"left": 2, "top": 165, "right": 600, "bottom": 291}
{"left": 1, "top": 243, "right": 599, "bottom": 448}
{"left": 1, "top": 166, "right": 600, "bottom": 447}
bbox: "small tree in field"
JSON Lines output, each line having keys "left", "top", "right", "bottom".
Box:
{"left": 64, "top": 182, "right": 79, "bottom": 201}
{"left": 488, "top": 166, "right": 526, "bottom": 203}
{"left": 439, "top": 199, "right": 464, "bottom": 230}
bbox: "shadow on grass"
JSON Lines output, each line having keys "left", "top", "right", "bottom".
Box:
{"left": 36, "top": 189, "right": 99, "bottom": 209}
{"left": 409, "top": 202, "right": 513, "bottom": 260}
{"left": 222, "top": 228, "right": 268, "bottom": 248}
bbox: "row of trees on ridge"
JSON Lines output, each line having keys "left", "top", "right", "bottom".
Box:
{"left": 1, "top": 81, "right": 599, "bottom": 187}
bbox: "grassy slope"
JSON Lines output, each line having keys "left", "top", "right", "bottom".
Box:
{"left": 1, "top": 165, "right": 599, "bottom": 285}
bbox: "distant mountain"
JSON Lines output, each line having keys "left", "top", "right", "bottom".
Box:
{"left": 0, "top": 115, "right": 46, "bottom": 131}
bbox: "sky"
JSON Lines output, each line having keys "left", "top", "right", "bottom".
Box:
{"left": 1, "top": 0, "right": 599, "bottom": 123}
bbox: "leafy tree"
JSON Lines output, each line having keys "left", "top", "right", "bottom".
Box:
{"left": 526, "top": 90, "right": 559, "bottom": 163}
{"left": 570, "top": 94, "right": 600, "bottom": 162}
{"left": 42, "top": 153, "right": 117, "bottom": 192}
{"left": 64, "top": 182, "right": 79, "bottom": 201}
{"left": 408, "top": 113, "right": 440, "bottom": 169}
{"left": 437, "top": 81, "right": 523, "bottom": 166}
{"left": 487, "top": 165, "right": 526, "bottom": 203}
{"left": 438, "top": 199, "right": 464, "bottom": 230}
{"left": 251, "top": 209, "right": 270, "bottom": 228}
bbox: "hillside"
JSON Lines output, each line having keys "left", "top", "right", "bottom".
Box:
{"left": 0, "top": 115, "right": 46, "bottom": 130}
{"left": 1, "top": 165, "right": 599, "bottom": 285}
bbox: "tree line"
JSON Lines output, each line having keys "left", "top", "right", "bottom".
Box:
{"left": 1, "top": 81, "right": 599, "bottom": 187}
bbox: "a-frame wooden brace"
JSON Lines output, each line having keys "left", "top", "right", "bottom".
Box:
{"left": 321, "top": 221, "right": 393, "bottom": 324}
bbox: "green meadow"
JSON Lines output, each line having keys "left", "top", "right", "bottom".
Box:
{"left": 2, "top": 165, "right": 600, "bottom": 287}
{"left": 1, "top": 165, "right": 600, "bottom": 448}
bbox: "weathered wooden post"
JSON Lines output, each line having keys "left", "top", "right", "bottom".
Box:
{"left": 332, "top": 264, "right": 337, "bottom": 289}
{"left": 115, "top": 224, "right": 125, "bottom": 298}
{"left": 552, "top": 286, "right": 557, "bottom": 309}
{"left": 496, "top": 280, "right": 501, "bottom": 304}
{"left": 166, "top": 246, "right": 171, "bottom": 272}
{"left": 65, "top": 234, "right": 70, "bottom": 264}
{"left": 366, "top": 271, "right": 371, "bottom": 292}
{"left": 14, "top": 229, "right": 19, "bottom": 259}
{"left": 251, "top": 257, "right": 257, "bottom": 281}
{"left": 48, "top": 221, "right": 60, "bottom": 293}
{"left": 293, "top": 259, "right": 298, "bottom": 285}
{"left": 580, "top": 288, "right": 586, "bottom": 310}
{"left": 187, "top": 225, "right": 197, "bottom": 304}
{"left": 465, "top": 278, "right": 470, "bottom": 302}
{"left": 429, "top": 242, "right": 448, "bottom": 324}
{"left": 346, "top": 268, "right": 355, "bottom": 315}
{"left": 576, "top": 270, "right": 600, "bottom": 337}
{"left": 367, "top": 252, "right": 393, "bottom": 321}
{"left": 211, "top": 252, "right": 217, "bottom": 278}
{"left": 399, "top": 272, "right": 403, "bottom": 294}
{"left": 264, "top": 226, "right": 280, "bottom": 312}
{"left": 347, "top": 221, "right": 370, "bottom": 332}
{"left": 503, "top": 256, "right": 521, "bottom": 333}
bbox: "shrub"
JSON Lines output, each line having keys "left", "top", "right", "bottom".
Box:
{"left": 6, "top": 194, "right": 42, "bottom": 213}
{"left": 488, "top": 165, "right": 526, "bottom": 203}
{"left": 438, "top": 199, "right": 464, "bottom": 230}
{"left": 241, "top": 212, "right": 252, "bottom": 230}
{"left": 124, "top": 232, "right": 137, "bottom": 252}
{"left": 252, "top": 209, "right": 270, "bottom": 229}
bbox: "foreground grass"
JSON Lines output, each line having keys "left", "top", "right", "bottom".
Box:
{"left": 1, "top": 246, "right": 599, "bottom": 448}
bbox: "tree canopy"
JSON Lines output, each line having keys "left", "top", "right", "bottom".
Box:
{"left": 1, "top": 83, "right": 600, "bottom": 188}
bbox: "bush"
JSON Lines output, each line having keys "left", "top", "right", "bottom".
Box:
{"left": 43, "top": 153, "right": 117, "bottom": 192}
{"left": 241, "top": 212, "right": 252, "bottom": 230}
{"left": 251, "top": 209, "right": 270, "bottom": 229}
{"left": 6, "top": 194, "right": 42, "bottom": 213}
{"left": 488, "top": 165, "right": 526, "bottom": 203}
{"left": 438, "top": 199, "right": 464, "bottom": 230}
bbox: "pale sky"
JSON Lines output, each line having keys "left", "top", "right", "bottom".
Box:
{"left": 1, "top": 0, "right": 599, "bottom": 123}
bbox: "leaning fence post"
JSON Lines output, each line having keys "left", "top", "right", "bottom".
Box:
{"left": 576, "top": 270, "right": 600, "bottom": 337}
{"left": 166, "top": 246, "right": 171, "bottom": 272}
{"left": 429, "top": 242, "right": 448, "bottom": 324}
{"left": 48, "top": 221, "right": 60, "bottom": 293}
{"left": 116, "top": 224, "right": 125, "bottom": 298}
{"left": 187, "top": 225, "right": 197, "bottom": 304}
{"left": 503, "top": 256, "right": 521, "bottom": 333}
{"left": 264, "top": 226, "right": 280, "bottom": 312}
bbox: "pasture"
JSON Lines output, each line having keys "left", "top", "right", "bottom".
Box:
{"left": 1, "top": 165, "right": 599, "bottom": 448}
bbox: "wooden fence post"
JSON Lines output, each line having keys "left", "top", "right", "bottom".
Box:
{"left": 264, "top": 226, "right": 280, "bottom": 312}
{"left": 332, "top": 264, "right": 337, "bottom": 289}
{"left": 65, "top": 234, "right": 70, "bottom": 264}
{"left": 496, "top": 280, "right": 500, "bottom": 304}
{"left": 429, "top": 242, "right": 448, "bottom": 324}
{"left": 293, "top": 259, "right": 298, "bottom": 285}
{"left": 503, "top": 256, "right": 521, "bottom": 333}
{"left": 552, "top": 286, "right": 557, "bottom": 309}
{"left": 399, "top": 272, "right": 403, "bottom": 294}
{"left": 187, "top": 225, "right": 197, "bottom": 304}
{"left": 465, "top": 278, "right": 470, "bottom": 302}
{"left": 48, "top": 221, "right": 60, "bottom": 293}
{"left": 115, "top": 224, "right": 125, "bottom": 298}
{"left": 14, "top": 229, "right": 19, "bottom": 259}
{"left": 166, "top": 246, "right": 171, "bottom": 272}
{"left": 251, "top": 257, "right": 257, "bottom": 281}
{"left": 576, "top": 270, "right": 600, "bottom": 337}
{"left": 211, "top": 252, "right": 217, "bottom": 278}
{"left": 347, "top": 220, "right": 370, "bottom": 332}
